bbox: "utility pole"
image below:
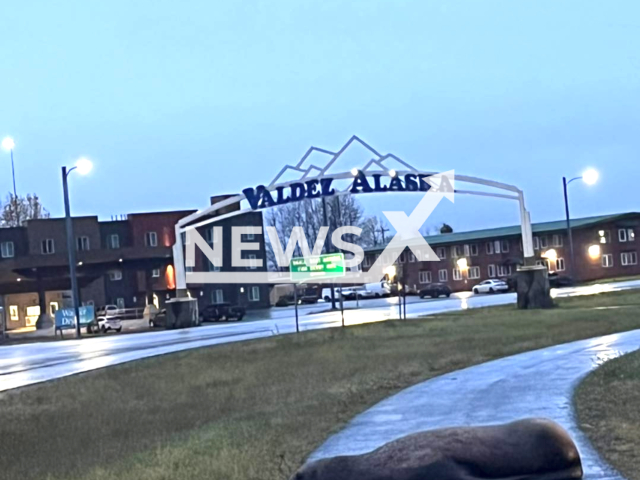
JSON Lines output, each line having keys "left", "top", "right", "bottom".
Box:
{"left": 322, "top": 197, "right": 337, "bottom": 309}
{"left": 379, "top": 225, "right": 390, "bottom": 244}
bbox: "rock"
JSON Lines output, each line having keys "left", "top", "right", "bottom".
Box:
{"left": 291, "top": 418, "right": 583, "bottom": 480}
{"left": 516, "top": 266, "right": 554, "bottom": 309}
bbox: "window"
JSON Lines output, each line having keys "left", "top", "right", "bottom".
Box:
{"left": 533, "top": 236, "right": 540, "bottom": 250}
{"left": 205, "top": 227, "right": 214, "bottom": 244}
{"left": 248, "top": 254, "right": 257, "bottom": 270}
{"left": 246, "top": 231, "right": 255, "bottom": 240}
{"left": 540, "top": 236, "right": 548, "bottom": 249}
{"left": 152, "top": 268, "right": 160, "bottom": 278}
{"left": 619, "top": 228, "right": 635, "bottom": 242}
{"left": 249, "top": 286, "right": 260, "bottom": 302}
{"left": 468, "top": 266, "right": 480, "bottom": 279}
{"left": 500, "top": 240, "right": 510, "bottom": 253}
{"left": 109, "top": 234, "right": 120, "bottom": 249}
{"left": 1, "top": 241, "right": 14, "bottom": 258}
{"left": 436, "top": 247, "right": 446, "bottom": 259}
{"left": 621, "top": 251, "right": 638, "bottom": 266}
{"left": 470, "top": 244, "right": 479, "bottom": 256}
{"left": 116, "top": 298, "right": 125, "bottom": 309}
{"left": 535, "top": 260, "right": 544, "bottom": 267}
{"left": 451, "top": 245, "right": 462, "bottom": 258}
{"left": 488, "top": 264, "right": 496, "bottom": 278}
{"left": 552, "top": 234, "right": 563, "bottom": 247}
{"left": 602, "top": 254, "right": 613, "bottom": 268}
{"left": 493, "top": 240, "right": 501, "bottom": 254}
{"left": 9, "top": 305, "right": 19, "bottom": 322}
{"left": 599, "top": 230, "right": 610, "bottom": 244}
{"left": 556, "top": 258, "right": 565, "bottom": 272}
{"left": 438, "top": 269, "right": 448, "bottom": 282}
{"left": 497, "top": 265, "right": 511, "bottom": 277}
{"left": 145, "top": 231, "right": 158, "bottom": 247}
{"left": 109, "top": 270, "right": 123, "bottom": 281}
{"left": 463, "top": 244, "right": 470, "bottom": 257}
{"left": 618, "top": 229, "right": 627, "bottom": 242}
{"left": 419, "top": 271, "right": 432, "bottom": 284}
{"left": 41, "top": 238, "right": 55, "bottom": 254}
{"left": 452, "top": 268, "right": 462, "bottom": 281}
{"left": 363, "top": 255, "right": 372, "bottom": 267}
{"left": 408, "top": 252, "right": 415, "bottom": 262}
{"left": 186, "top": 266, "right": 194, "bottom": 273}
{"left": 76, "top": 236, "right": 90, "bottom": 251}
{"left": 486, "top": 242, "right": 494, "bottom": 254}
{"left": 213, "top": 289, "right": 224, "bottom": 304}
{"left": 398, "top": 251, "right": 406, "bottom": 263}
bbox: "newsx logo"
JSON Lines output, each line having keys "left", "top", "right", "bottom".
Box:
{"left": 184, "top": 171, "right": 455, "bottom": 284}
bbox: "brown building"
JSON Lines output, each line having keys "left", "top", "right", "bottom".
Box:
{"left": 0, "top": 210, "right": 195, "bottom": 330}
{"left": 362, "top": 212, "right": 639, "bottom": 293}
{"left": 0, "top": 198, "right": 270, "bottom": 331}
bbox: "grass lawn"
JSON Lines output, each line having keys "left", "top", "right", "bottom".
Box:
{"left": 575, "top": 349, "right": 640, "bottom": 479}
{"left": 2, "top": 291, "right": 640, "bottom": 480}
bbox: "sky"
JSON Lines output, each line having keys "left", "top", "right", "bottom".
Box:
{"left": 1, "top": 0, "right": 639, "bottom": 233}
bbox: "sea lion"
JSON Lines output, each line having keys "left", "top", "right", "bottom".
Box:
{"left": 292, "top": 418, "right": 583, "bottom": 480}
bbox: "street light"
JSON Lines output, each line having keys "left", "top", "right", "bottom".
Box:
{"left": 2, "top": 137, "right": 19, "bottom": 225}
{"left": 62, "top": 158, "right": 93, "bottom": 338}
{"left": 562, "top": 168, "right": 598, "bottom": 280}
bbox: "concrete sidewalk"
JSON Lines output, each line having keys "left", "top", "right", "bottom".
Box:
{"left": 310, "top": 330, "right": 640, "bottom": 480}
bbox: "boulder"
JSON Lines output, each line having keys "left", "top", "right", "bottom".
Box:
{"left": 291, "top": 418, "right": 582, "bottom": 480}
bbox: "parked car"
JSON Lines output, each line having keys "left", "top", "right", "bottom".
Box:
{"left": 549, "top": 273, "right": 574, "bottom": 288}
{"left": 419, "top": 283, "right": 452, "bottom": 299}
{"left": 200, "top": 303, "right": 245, "bottom": 322}
{"left": 363, "top": 281, "right": 391, "bottom": 298}
{"left": 93, "top": 305, "right": 122, "bottom": 333}
{"left": 276, "top": 287, "right": 319, "bottom": 306}
{"left": 149, "top": 309, "right": 167, "bottom": 328}
{"left": 472, "top": 279, "right": 509, "bottom": 294}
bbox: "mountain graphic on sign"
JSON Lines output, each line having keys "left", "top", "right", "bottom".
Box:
{"left": 268, "top": 135, "right": 422, "bottom": 187}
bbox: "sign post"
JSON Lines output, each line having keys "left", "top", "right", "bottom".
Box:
{"left": 290, "top": 253, "right": 346, "bottom": 332}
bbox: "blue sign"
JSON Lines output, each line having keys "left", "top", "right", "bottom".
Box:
{"left": 242, "top": 171, "right": 448, "bottom": 211}
{"left": 55, "top": 306, "right": 95, "bottom": 330}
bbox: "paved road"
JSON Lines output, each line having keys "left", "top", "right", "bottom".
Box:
{"left": 1, "top": 279, "right": 639, "bottom": 393}
{"left": 309, "top": 330, "right": 640, "bottom": 480}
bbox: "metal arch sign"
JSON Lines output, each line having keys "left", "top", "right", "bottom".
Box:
{"left": 174, "top": 135, "right": 535, "bottom": 289}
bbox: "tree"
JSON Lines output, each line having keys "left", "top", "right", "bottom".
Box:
{"left": 1, "top": 193, "right": 50, "bottom": 227}
{"left": 264, "top": 196, "right": 376, "bottom": 270}
{"left": 440, "top": 223, "right": 453, "bottom": 234}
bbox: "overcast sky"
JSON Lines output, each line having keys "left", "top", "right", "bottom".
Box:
{"left": 1, "top": 0, "right": 638, "bottom": 232}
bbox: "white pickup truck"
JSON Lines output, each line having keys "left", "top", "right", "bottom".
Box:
{"left": 322, "top": 282, "right": 391, "bottom": 301}
{"left": 95, "top": 305, "right": 123, "bottom": 333}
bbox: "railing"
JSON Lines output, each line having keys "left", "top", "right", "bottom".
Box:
{"left": 96, "top": 307, "right": 145, "bottom": 321}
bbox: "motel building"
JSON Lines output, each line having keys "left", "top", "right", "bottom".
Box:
{"left": 0, "top": 196, "right": 270, "bottom": 332}
{"left": 361, "top": 212, "right": 639, "bottom": 293}
{"left": 1, "top": 202, "right": 638, "bottom": 332}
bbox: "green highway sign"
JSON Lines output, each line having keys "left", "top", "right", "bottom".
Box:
{"left": 290, "top": 253, "right": 346, "bottom": 281}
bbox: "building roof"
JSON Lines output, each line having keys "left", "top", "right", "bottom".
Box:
{"left": 365, "top": 212, "right": 639, "bottom": 252}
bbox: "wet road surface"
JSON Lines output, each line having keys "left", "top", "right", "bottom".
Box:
{"left": 1, "top": 279, "right": 639, "bottom": 393}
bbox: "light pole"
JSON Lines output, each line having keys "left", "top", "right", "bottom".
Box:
{"left": 62, "top": 158, "right": 93, "bottom": 338}
{"left": 562, "top": 169, "right": 598, "bottom": 279}
{"left": 2, "top": 137, "right": 19, "bottom": 226}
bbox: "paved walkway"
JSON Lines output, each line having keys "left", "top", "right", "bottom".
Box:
{"left": 310, "top": 329, "right": 640, "bottom": 480}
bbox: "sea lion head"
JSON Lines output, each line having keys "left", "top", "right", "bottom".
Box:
{"left": 289, "top": 456, "right": 352, "bottom": 480}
